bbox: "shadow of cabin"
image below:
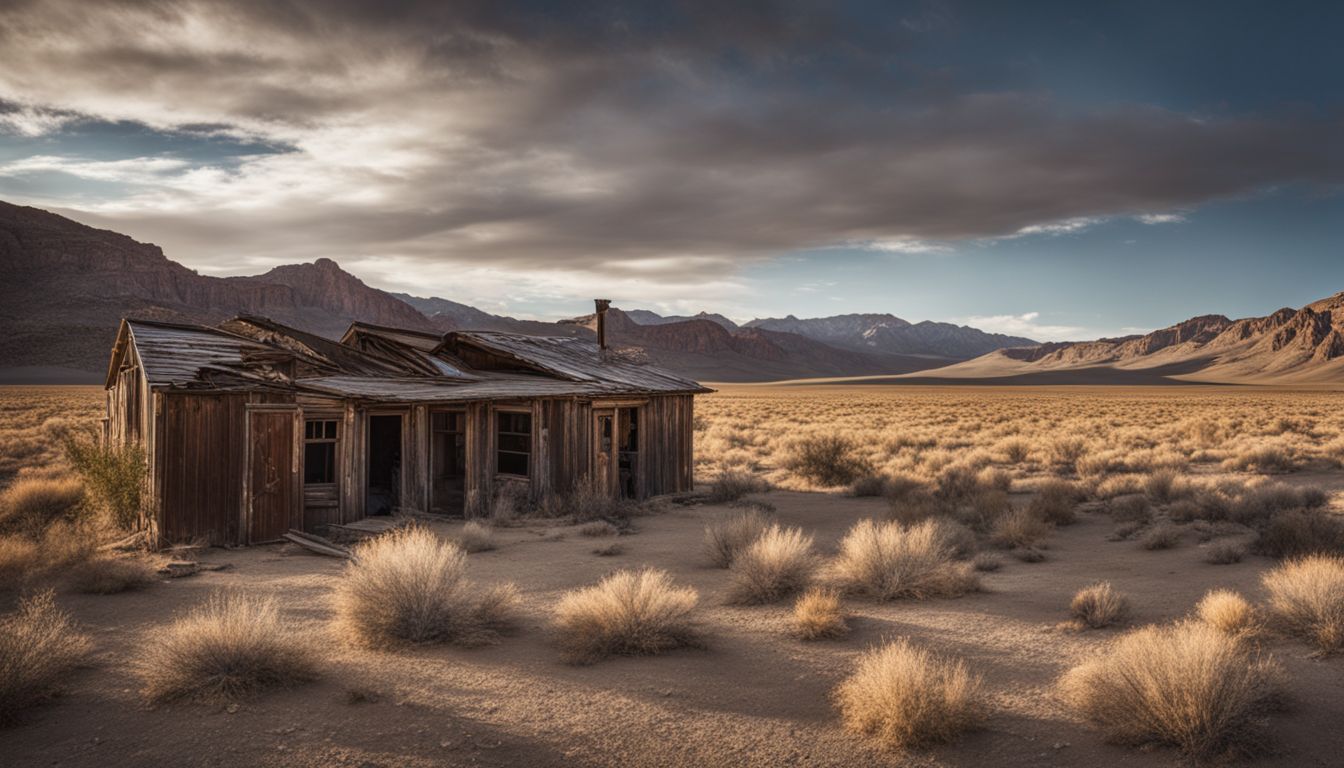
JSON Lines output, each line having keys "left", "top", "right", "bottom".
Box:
{"left": 101, "top": 306, "right": 710, "bottom": 547}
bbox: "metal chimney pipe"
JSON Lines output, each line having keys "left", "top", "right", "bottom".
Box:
{"left": 594, "top": 299, "right": 611, "bottom": 350}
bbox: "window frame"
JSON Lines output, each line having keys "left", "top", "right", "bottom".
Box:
{"left": 494, "top": 408, "right": 532, "bottom": 478}
{"left": 302, "top": 417, "right": 340, "bottom": 486}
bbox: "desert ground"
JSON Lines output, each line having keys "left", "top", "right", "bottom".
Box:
{"left": 3, "top": 383, "right": 1344, "bottom": 767}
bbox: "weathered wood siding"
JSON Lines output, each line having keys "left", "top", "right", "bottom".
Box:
{"left": 156, "top": 393, "right": 247, "bottom": 545}
{"left": 641, "top": 394, "right": 694, "bottom": 497}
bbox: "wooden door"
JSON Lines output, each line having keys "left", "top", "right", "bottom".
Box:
{"left": 593, "top": 408, "right": 616, "bottom": 495}
{"left": 248, "top": 409, "right": 299, "bottom": 543}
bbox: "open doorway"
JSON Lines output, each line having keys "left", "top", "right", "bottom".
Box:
{"left": 366, "top": 414, "right": 402, "bottom": 516}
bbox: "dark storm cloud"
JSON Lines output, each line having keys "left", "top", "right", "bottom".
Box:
{"left": 0, "top": 0, "right": 1341, "bottom": 272}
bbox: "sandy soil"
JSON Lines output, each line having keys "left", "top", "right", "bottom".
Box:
{"left": 6, "top": 488, "right": 1344, "bottom": 768}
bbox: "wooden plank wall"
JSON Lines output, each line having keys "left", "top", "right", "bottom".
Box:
{"left": 640, "top": 394, "right": 694, "bottom": 497}
{"left": 157, "top": 393, "right": 247, "bottom": 545}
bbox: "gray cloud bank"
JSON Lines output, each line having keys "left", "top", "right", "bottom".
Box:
{"left": 0, "top": 0, "right": 1341, "bottom": 279}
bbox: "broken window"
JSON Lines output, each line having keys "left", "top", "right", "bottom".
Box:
{"left": 496, "top": 411, "right": 531, "bottom": 477}
{"left": 304, "top": 418, "right": 338, "bottom": 484}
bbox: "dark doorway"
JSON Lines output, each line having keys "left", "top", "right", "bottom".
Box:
{"left": 617, "top": 407, "right": 639, "bottom": 499}
{"left": 430, "top": 410, "right": 466, "bottom": 515}
{"left": 366, "top": 415, "right": 402, "bottom": 516}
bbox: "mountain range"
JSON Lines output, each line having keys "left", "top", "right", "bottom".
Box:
{"left": 2, "top": 199, "right": 1340, "bottom": 386}
{"left": 0, "top": 201, "right": 1025, "bottom": 383}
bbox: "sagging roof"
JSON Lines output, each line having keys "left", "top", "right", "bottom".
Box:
{"left": 109, "top": 315, "right": 710, "bottom": 399}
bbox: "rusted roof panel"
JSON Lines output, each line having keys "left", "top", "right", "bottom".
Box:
{"left": 127, "top": 320, "right": 291, "bottom": 389}
{"left": 444, "top": 331, "right": 709, "bottom": 393}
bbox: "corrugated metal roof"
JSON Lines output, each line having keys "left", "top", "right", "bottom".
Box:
{"left": 444, "top": 331, "right": 708, "bottom": 393}
{"left": 128, "top": 320, "right": 283, "bottom": 388}
{"left": 117, "top": 316, "right": 709, "bottom": 398}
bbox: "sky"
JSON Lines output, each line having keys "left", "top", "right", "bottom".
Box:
{"left": 0, "top": 0, "right": 1341, "bottom": 341}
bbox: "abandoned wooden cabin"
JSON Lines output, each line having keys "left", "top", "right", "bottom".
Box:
{"left": 101, "top": 304, "right": 709, "bottom": 546}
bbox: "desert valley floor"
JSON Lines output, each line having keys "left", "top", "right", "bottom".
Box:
{"left": 3, "top": 384, "right": 1344, "bottom": 767}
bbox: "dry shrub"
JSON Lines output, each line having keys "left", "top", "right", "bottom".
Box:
{"left": 708, "top": 469, "right": 770, "bottom": 502}
{"left": 834, "top": 519, "right": 978, "bottom": 600}
{"left": 1028, "top": 480, "right": 1081, "bottom": 525}
{"left": 1252, "top": 508, "right": 1344, "bottom": 558}
{"left": 1203, "top": 540, "right": 1245, "bottom": 565}
{"left": 1095, "top": 474, "right": 1144, "bottom": 499}
{"left": 990, "top": 509, "right": 1051, "bottom": 549}
{"left": 792, "top": 587, "right": 848, "bottom": 640}
{"left": 703, "top": 507, "right": 771, "bottom": 568}
{"left": 1230, "top": 482, "right": 1327, "bottom": 526}
{"left": 455, "top": 520, "right": 496, "bottom": 552}
{"left": 0, "top": 536, "right": 40, "bottom": 587}
{"left": 66, "top": 555, "right": 157, "bottom": 594}
{"left": 1014, "top": 547, "right": 1046, "bottom": 563}
{"left": 1108, "top": 521, "right": 1144, "bottom": 542}
{"left": 0, "top": 590, "right": 92, "bottom": 723}
{"left": 930, "top": 518, "right": 977, "bottom": 559}
{"left": 1140, "top": 523, "right": 1181, "bottom": 551}
{"left": 1196, "top": 590, "right": 1260, "bottom": 637}
{"left": 1223, "top": 445, "right": 1298, "bottom": 474}
{"left": 997, "top": 438, "right": 1031, "bottom": 464}
{"left": 60, "top": 433, "right": 146, "bottom": 531}
{"left": 1108, "top": 494, "right": 1153, "bottom": 524}
{"left": 1060, "top": 621, "right": 1281, "bottom": 762}
{"left": 552, "top": 568, "right": 701, "bottom": 664}
{"left": 1070, "top": 582, "right": 1130, "bottom": 629}
{"left": 885, "top": 491, "right": 944, "bottom": 525}
{"left": 976, "top": 467, "right": 1012, "bottom": 493}
{"left": 591, "top": 542, "right": 624, "bottom": 556}
{"left": 728, "top": 524, "right": 817, "bottom": 604}
{"left": 784, "top": 435, "right": 871, "bottom": 487}
{"left": 971, "top": 552, "right": 1001, "bottom": 572}
{"left": 1047, "top": 437, "right": 1087, "bottom": 470}
{"left": 333, "top": 527, "right": 517, "bottom": 646}
{"left": 849, "top": 474, "right": 890, "bottom": 498}
{"left": 960, "top": 489, "right": 1010, "bottom": 532}
{"left": 1143, "top": 469, "right": 1191, "bottom": 504}
{"left": 0, "top": 476, "right": 85, "bottom": 537}
{"left": 1262, "top": 555, "right": 1344, "bottom": 653}
{"left": 579, "top": 521, "right": 619, "bottom": 537}
{"left": 835, "top": 638, "right": 983, "bottom": 750}
{"left": 139, "top": 593, "right": 315, "bottom": 704}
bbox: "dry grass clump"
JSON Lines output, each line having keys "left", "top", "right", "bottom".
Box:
{"left": 971, "top": 552, "right": 1001, "bottom": 572}
{"left": 139, "top": 593, "right": 316, "bottom": 704}
{"left": 1223, "top": 444, "right": 1299, "bottom": 474}
{"left": 0, "top": 536, "right": 40, "bottom": 587}
{"left": 1140, "top": 523, "right": 1182, "bottom": 550}
{"left": 591, "top": 542, "right": 624, "bottom": 556}
{"left": 1252, "top": 508, "right": 1344, "bottom": 558}
{"left": 849, "top": 474, "right": 890, "bottom": 497}
{"left": 0, "top": 590, "right": 92, "bottom": 723}
{"left": 1196, "top": 590, "right": 1260, "bottom": 637}
{"left": 1228, "top": 482, "right": 1327, "bottom": 526}
{"left": 783, "top": 435, "right": 871, "bottom": 488}
{"left": 0, "top": 475, "right": 85, "bottom": 537}
{"left": 332, "top": 526, "right": 518, "bottom": 646}
{"left": 834, "top": 638, "right": 984, "bottom": 750}
{"left": 1142, "top": 469, "right": 1192, "bottom": 504}
{"left": 579, "top": 520, "right": 619, "bottom": 537}
{"left": 989, "top": 508, "right": 1051, "bottom": 550}
{"left": 1108, "top": 494, "right": 1153, "bottom": 524}
{"left": 552, "top": 568, "right": 701, "bottom": 664}
{"left": 703, "top": 507, "right": 771, "bottom": 568}
{"left": 454, "top": 520, "right": 497, "bottom": 552}
{"left": 1203, "top": 540, "right": 1245, "bottom": 565}
{"left": 834, "top": 519, "right": 978, "bottom": 600}
{"left": 1261, "top": 555, "right": 1344, "bottom": 653}
{"left": 1047, "top": 436, "right": 1087, "bottom": 471}
{"left": 727, "top": 524, "right": 817, "bottom": 604}
{"left": 65, "top": 555, "right": 157, "bottom": 594}
{"left": 792, "top": 587, "right": 848, "bottom": 640}
{"left": 1070, "top": 582, "right": 1130, "bottom": 629}
{"left": 1027, "top": 479, "right": 1081, "bottom": 525}
{"left": 1059, "top": 621, "right": 1281, "bottom": 762}
{"left": 707, "top": 468, "right": 770, "bottom": 502}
